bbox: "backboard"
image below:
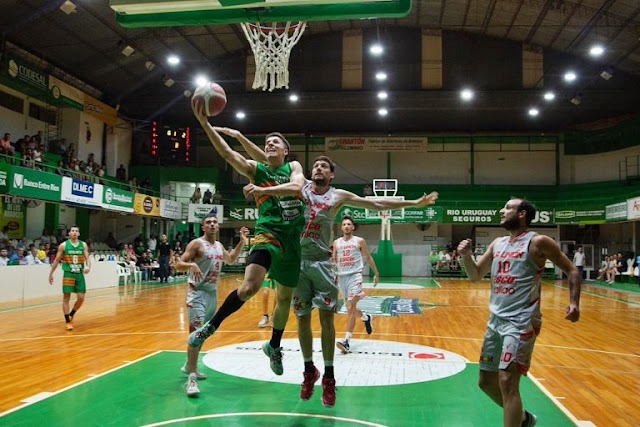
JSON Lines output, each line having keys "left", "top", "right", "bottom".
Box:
{"left": 373, "top": 178, "right": 398, "bottom": 197}
{"left": 111, "top": 0, "right": 412, "bottom": 27}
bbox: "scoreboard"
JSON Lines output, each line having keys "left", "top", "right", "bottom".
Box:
{"left": 150, "top": 121, "right": 192, "bottom": 164}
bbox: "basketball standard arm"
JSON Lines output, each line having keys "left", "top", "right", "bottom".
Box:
{"left": 193, "top": 108, "right": 256, "bottom": 179}
{"left": 333, "top": 189, "right": 439, "bottom": 211}
{"left": 214, "top": 127, "right": 268, "bottom": 164}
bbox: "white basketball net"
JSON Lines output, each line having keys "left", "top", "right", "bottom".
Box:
{"left": 240, "top": 21, "right": 306, "bottom": 92}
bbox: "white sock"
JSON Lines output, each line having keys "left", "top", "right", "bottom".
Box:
{"left": 345, "top": 332, "right": 352, "bottom": 342}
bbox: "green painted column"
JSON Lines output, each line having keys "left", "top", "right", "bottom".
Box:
{"left": 76, "top": 207, "right": 90, "bottom": 239}
{"left": 44, "top": 202, "right": 58, "bottom": 234}
{"left": 371, "top": 240, "right": 402, "bottom": 277}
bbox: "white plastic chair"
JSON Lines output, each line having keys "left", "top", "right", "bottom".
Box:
{"left": 117, "top": 263, "right": 131, "bottom": 285}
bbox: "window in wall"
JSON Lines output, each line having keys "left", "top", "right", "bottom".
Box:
{"left": 0, "top": 90, "right": 24, "bottom": 114}
{"left": 28, "top": 103, "right": 56, "bottom": 125}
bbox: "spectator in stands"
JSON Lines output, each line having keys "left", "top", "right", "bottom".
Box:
{"left": 39, "top": 243, "right": 49, "bottom": 263}
{"left": 0, "top": 132, "right": 15, "bottom": 157}
{"left": 137, "top": 251, "right": 153, "bottom": 281}
{"left": 212, "top": 189, "right": 222, "bottom": 204}
{"left": 0, "top": 226, "right": 9, "bottom": 241}
{"left": 573, "top": 246, "right": 585, "bottom": 282}
{"left": 56, "top": 228, "right": 66, "bottom": 244}
{"left": 449, "top": 249, "right": 461, "bottom": 270}
{"left": 9, "top": 248, "right": 25, "bottom": 264}
{"left": 87, "top": 153, "right": 95, "bottom": 165}
{"left": 190, "top": 187, "right": 202, "bottom": 204}
{"left": 24, "top": 246, "right": 43, "bottom": 265}
{"left": 157, "top": 234, "right": 172, "bottom": 283}
{"left": 135, "top": 240, "right": 146, "bottom": 257}
{"left": 96, "top": 165, "right": 106, "bottom": 184}
{"left": 172, "top": 235, "right": 183, "bottom": 253}
{"left": 48, "top": 242, "right": 58, "bottom": 264}
{"left": 133, "top": 233, "right": 144, "bottom": 246}
{"left": 34, "top": 130, "right": 44, "bottom": 147}
{"left": 129, "top": 176, "right": 138, "bottom": 192}
{"left": 22, "top": 150, "right": 35, "bottom": 169}
{"left": 363, "top": 184, "right": 374, "bottom": 196}
{"left": 141, "top": 177, "right": 152, "bottom": 190}
{"left": 126, "top": 244, "right": 137, "bottom": 265}
{"left": 32, "top": 143, "right": 44, "bottom": 164}
{"left": 58, "top": 138, "right": 69, "bottom": 156}
{"left": 116, "top": 164, "right": 127, "bottom": 181}
{"left": 16, "top": 237, "right": 28, "bottom": 252}
{"left": 0, "top": 248, "right": 9, "bottom": 266}
{"left": 202, "top": 188, "right": 213, "bottom": 204}
{"left": 147, "top": 234, "right": 157, "bottom": 255}
{"left": 14, "top": 134, "right": 29, "bottom": 151}
{"left": 106, "top": 232, "right": 118, "bottom": 249}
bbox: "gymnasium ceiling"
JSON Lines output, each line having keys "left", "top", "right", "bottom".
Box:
{"left": 2, "top": 0, "right": 640, "bottom": 134}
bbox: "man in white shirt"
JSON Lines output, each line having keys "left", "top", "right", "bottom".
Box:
{"left": 24, "top": 247, "right": 43, "bottom": 265}
{"left": 0, "top": 248, "right": 9, "bottom": 266}
{"left": 147, "top": 235, "right": 157, "bottom": 254}
{"left": 573, "top": 246, "right": 585, "bottom": 282}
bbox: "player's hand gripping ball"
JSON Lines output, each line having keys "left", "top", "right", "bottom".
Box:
{"left": 191, "top": 82, "right": 227, "bottom": 117}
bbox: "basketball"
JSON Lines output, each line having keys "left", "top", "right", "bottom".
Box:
{"left": 191, "top": 82, "right": 227, "bottom": 117}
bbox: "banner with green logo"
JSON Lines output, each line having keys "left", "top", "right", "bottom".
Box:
{"left": 102, "top": 186, "right": 134, "bottom": 213}
{"left": 0, "top": 195, "right": 26, "bottom": 239}
{"left": 605, "top": 202, "right": 627, "bottom": 222}
{"left": 0, "top": 163, "right": 9, "bottom": 194}
{"left": 9, "top": 166, "right": 62, "bottom": 202}
{"left": 553, "top": 208, "right": 606, "bottom": 224}
{"left": 1, "top": 54, "right": 49, "bottom": 97}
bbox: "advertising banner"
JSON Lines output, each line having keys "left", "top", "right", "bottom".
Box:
{"left": 441, "top": 206, "right": 553, "bottom": 225}
{"left": 9, "top": 166, "right": 61, "bottom": 202}
{"left": 0, "top": 163, "right": 9, "bottom": 194}
{"left": 160, "top": 199, "right": 183, "bottom": 220}
{"left": 0, "top": 195, "right": 25, "bottom": 239}
{"left": 325, "top": 137, "right": 428, "bottom": 152}
{"left": 627, "top": 197, "right": 640, "bottom": 221}
{"left": 83, "top": 95, "right": 118, "bottom": 126}
{"left": 553, "top": 208, "right": 606, "bottom": 224}
{"left": 61, "top": 176, "right": 103, "bottom": 207}
{"left": 605, "top": 202, "right": 627, "bottom": 222}
{"left": 49, "top": 75, "right": 84, "bottom": 110}
{"left": 102, "top": 186, "right": 134, "bottom": 213}
{"left": 1, "top": 54, "right": 48, "bottom": 96}
{"left": 188, "top": 204, "right": 223, "bottom": 223}
{"left": 134, "top": 193, "right": 160, "bottom": 216}
{"left": 227, "top": 204, "right": 259, "bottom": 222}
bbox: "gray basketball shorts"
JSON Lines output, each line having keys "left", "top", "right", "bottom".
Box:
{"left": 292, "top": 258, "right": 339, "bottom": 316}
{"left": 337, "top": 273, "right": 365, "bottom": 301}
{"left": 479, "top": 314, "right": 542, "bottom": 375}
{"left": 186, "top": 284, "right": 218, "bottom": 329}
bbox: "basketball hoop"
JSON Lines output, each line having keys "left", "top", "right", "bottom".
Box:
{"left": 240, "top": 21, "right": 306, "bottom": 92}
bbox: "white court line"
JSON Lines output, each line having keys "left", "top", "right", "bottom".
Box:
{"left": 20, "top": 392, "right": 53, "bottom": 404}
{"left": 0, "top": 351, "right": 163, "bottom": 418}
{"left": 143, "top": 412, "right": 388, "bottom": 427}
{"left": 528, "top": 373, "right": 585, "bottom": 427}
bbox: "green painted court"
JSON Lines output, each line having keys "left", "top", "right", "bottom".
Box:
{"left": 2, "top": 351, "right": 576, "bottom": 426}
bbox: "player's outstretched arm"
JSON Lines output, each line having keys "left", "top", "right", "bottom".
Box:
{"left": 176, "top": 239, "right": 204, "bottom": 282}
{"left": 333, "top": 189, "right": 438, "bottom": 211}
{"left": 224, "top": 227, "right": 249, "bottom": 264}
{"left": 193, "top": 105, "right": 256, "bottom": 179}
{"left": 458, "top": 238, "right": 493, "bottom": 282}
{"left": 214, "top": 127, "right": 268, "bottom": 164}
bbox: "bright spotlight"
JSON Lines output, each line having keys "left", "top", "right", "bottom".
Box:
{"left": 289, "top": 94, "right": 299, "bottom": 102}
{"left": 543, "top": 91, "right": 555, "bottom": 101}
{"left": 370, "top": 44, "right": 383, "bottom": 55}
{"left": 377, "top": 91, "right": 388, "bottom": 100}
{"left": 375, "top": 71, "right": 387, "bottom": 81}
{"left": 460, "top": 89, "right": 474, "bottom": 101}
{"left": 564, "top": 71, "right": 577, "bottom": 82}
{"left": 378, "top": 108, "right": 388, "bottom": 116}
{"left": 589, "top": 45, "right": 605, "bottom": 57}
{"left": 167, "top": 55, "right": 180, "bottom": 65}
{"left": 236, "top": 111, "right": 246, "bottom": 119}
{"left": 528, "top": 108, "right": 539, "bottom": 117}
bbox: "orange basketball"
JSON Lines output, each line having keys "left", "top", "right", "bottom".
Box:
{"left": 191, "top": 82, "right": 227, "bottom": 117}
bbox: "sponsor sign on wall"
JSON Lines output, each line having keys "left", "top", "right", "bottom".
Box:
{"left": 61, "top": 177, "right": 103, "bottom": 207}
{"left": 442, "top": 205, "right": 553, "bottom": 225}
{"left": 188, "top": 204, "right": 223, "bottom": 223}
{"left": 325, "top": 137, "right": 428, "bottom": 152}
{"left": 227, "top": 205, "right": 259, "bottom": 221}
{"left": 134, "top": 193, "right": 160, "bottom": 216}
{"left": 2, "top": 54, "right": 48, "bottom": 94}
{"left": 627, "top": 196, "right": 640, "bottom": 221}
{"left": 10, "top": 166, "right": 61, "bottom": 201}
{"left": 605, "top": 202, "right": 627, "bottom": 222}
{"left": 553, "top": 208, "right": 606, "bottom": 224}
{"left": 0, "top": 196, "right": 25, "bottom": 239}
{"left": 102, "top": 186, "right": 134, "bottom": 213}
{"left": 160, "top": 199, "right": 183, "bottom": 220}
{"left": 0, "top": 163, "right": 8, "bottom": 194}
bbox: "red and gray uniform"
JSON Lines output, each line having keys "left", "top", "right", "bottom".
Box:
{"left": 480, "top": 231, "right": 544, "bottom": 374}
{"left": 186, "top": 238, "right": 224, "bottom": 328}
{"left": 335, "top": 236, "right": 366, "bottom": 301}
{"left": 292, "top": 181, "right": 340, "bottom": 316}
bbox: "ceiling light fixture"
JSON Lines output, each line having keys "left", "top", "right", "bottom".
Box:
{"left": 375, "top": 71, "right": 387, "bottom": 81}
{"left": 195, "top": 75, "right": 208, "bottom": 87}
{"left": 564, "top": 71, "right": 577, "bottom": 82}
{"left": 543, "top": 91, "right": 555, "bottom": 101}
{"left": 570, "top": 94, "right": 582, "bottom": 105}
{"left": 378, "top": 108, "right": 388, "bottom": 116}
{"left": 167, "top": 55, "right": 180, "bottom": 65}
{"left": 163, "top": 77, "right": 175, "bottom": 87}
{"left": 145, "top": 61, "right": 156, "bottom": 71}
{"left": 370, "top": 44, "right": 384, "bottom": 56}
{"left": 589, "top": 45, "right": 605, "bottom": 57}
{"left": 528, "top": 108, "right": 539, "bottom": 117}
{"left": 236, "top": 111, "right": 246, "bottom": 119}
{"left": 460, "top": 88, "right": 474, "bottom": 101}
{"left": 289, "top": 94, "right": 299, "bottom": 102}
{"left": 377, "top": 91, "right": 388, "bottom": 100}
{"left": 121, "top": 45, "right": 135, "bottom": 57}
{"left": 59, "top": 1, "right": 77, "bottom": 15}
{"left": 600, "top": 69, "right": 613, "bottom": 80}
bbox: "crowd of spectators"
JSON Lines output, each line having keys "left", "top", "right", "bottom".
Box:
{"left": 0, "top": 227, "right": 64, "bottom": 266}
{"left": 190, "top": 187, "right": 222, "bottom": 204}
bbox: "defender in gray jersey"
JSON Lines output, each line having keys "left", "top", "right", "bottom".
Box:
{"left": 459, "top": 198, "right": 581, "bottom": 427}
{"left": 176, "top": 214, "right": 249, "bottom": 398}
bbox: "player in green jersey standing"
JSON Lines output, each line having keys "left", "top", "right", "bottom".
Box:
{"left": 189, "top": 104, "right": 306, "bottom": 376}
{"left": 49, "top": 226, "right": 91, "bottom": 331}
